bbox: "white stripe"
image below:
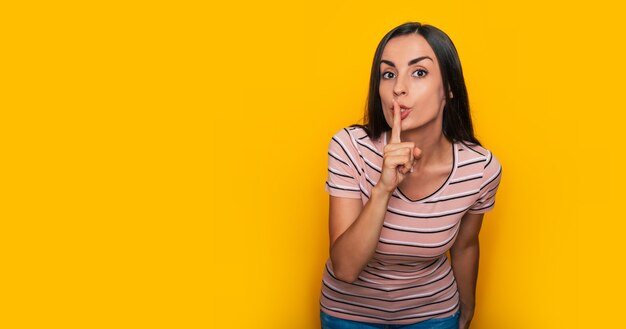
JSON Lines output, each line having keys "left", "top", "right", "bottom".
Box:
{"left": 328, "top": 167, "right": 351, "bottom": 177}
{"left": 375, "top": 249, "right": 442, "bottom": 258}
{"left": 364, "top": 171, "right": 379, "bottom": 186}
{"left": 379, "top": 230, "right": 457, "bottom": 248}
{"left": 359, "top": 183, "right": 369, "bottom": 197}
{"left": 384, "top": 221, "right": 458, "bottom": 233}
{"left": 355, "top": 139, "right": 382, "bottom": 156}
{"left": 386, "top": 205, "right": 469, "bottom": 217}
{"left": 449, "top": 173, "right": 482, "bottom": 183}
{"left": 357, "top": 276, "right": 383, "bottom": 285}
{"left": 328, "top": 150, "right": 347, "bottom": 163}
{"left": 362, "top": 156, "right": 382, "bottom": 172}
{"left": 327, "top": 182, "right": 360, "bottom": 191}
{"left": 429, "top": 189, "right": 480, "bottom": 202}
{"left": 458, "top": 158, "right": 486, "bottom": 166}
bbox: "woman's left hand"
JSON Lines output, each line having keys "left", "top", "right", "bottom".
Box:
{"left": 458, "top": 307, "right": 474, "bottom": 329}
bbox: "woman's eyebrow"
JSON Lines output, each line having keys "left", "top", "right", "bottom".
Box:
{"left": 380, "top": 60, "right": 396, "bottom": 67}
{"left": 408, "top": 56, "right": 433, "bottom": 65}
{"left": 380, "top": 56, "right": 433, "bottom": 67}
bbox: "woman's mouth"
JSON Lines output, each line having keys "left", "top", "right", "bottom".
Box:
{"left": 399, "top": 108, "right": 412, "bottom": 120}
{"left": 391, "top": 102, "right": 413, "bottom": 120}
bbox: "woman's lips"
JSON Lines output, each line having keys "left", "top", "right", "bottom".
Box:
{"left": 391, "top": 103, "right": 412, "bottom": 120}
{"left": 399, "top": 108, "right": 412, "bottom": 120}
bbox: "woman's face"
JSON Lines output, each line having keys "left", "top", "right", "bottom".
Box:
{"left": 379, "top": 34, "right": 447, "bottom": 135}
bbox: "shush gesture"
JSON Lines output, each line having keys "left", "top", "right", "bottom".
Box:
{"left": 377, "top": 100, "right": 422, "bottom": 193}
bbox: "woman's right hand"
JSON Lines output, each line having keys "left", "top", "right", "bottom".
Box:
{"left": 377, "top": 100, "right": 422, "bottom": 193}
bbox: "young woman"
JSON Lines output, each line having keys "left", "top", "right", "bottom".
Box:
{"left": 320, "top": 22, "right": 502, "bottom": 329}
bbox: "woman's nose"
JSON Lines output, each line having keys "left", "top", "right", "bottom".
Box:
{"left": 393, "top": 77, "right": 407, "bottom": 97}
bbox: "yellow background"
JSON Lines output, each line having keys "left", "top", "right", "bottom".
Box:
{"left": 1, "top": 0, "right": 624, "bottom": 328}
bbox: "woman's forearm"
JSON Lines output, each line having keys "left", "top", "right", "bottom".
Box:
{"left": 330, "top": 185, "right": 391, "bottom": 283}
{"left": 451, "top": 241, "right": 480, "bottom": 313}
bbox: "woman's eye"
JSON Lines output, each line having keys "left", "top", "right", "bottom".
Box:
{"left": 412, "top": 69, "right": 428, "bottom": 77}
{"left": 382, "top": 72, "right": 395, "bottom": 79}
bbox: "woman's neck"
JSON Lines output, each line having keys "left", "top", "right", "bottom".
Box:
{"left": 387, "top": 125, "right": 452, "bottom": 170}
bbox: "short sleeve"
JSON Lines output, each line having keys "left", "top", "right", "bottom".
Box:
{"left": 324, "top": 129, "right": 362, "bottom": 199}
{"left": 468, "top": 151, "right": 503, "bottom": 214}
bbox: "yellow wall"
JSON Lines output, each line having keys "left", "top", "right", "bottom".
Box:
{"left": 2, "top": 0, "right": 624, "bottom": 328}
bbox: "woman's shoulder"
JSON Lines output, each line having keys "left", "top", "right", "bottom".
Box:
{"left": 457, "top": 141, "right": 502, "bottom": 173}
{"left": 458, "top": 141, "right": 493, "bottom": 158}
{"left": 328, "top": 125, "right": 383, "bottom": 157}
{"left": 328, "top": 125, "right": 373, "bottom": 147}
{"left": 330, "top": 125, "right": 370, "bottom": 141}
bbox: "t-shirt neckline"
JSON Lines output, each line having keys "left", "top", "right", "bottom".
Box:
{"left": 382, "top": 132, "right": 458, "bottom": 203}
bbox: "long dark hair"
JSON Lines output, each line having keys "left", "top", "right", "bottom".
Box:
{"left": 362, "top": 22, "right": 481, "bottom": 146}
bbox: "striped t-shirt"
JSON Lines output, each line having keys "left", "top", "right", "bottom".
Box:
{"left": 321, "top": 126, "right": 502, "bottom": 325}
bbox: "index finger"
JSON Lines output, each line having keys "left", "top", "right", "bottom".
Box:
{"left": 390, "top": 99, "right": 402, "bottom": 143}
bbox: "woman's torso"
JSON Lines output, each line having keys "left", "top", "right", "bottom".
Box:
{"left": 322, "top": 126, "right": 499, "bottom": 325}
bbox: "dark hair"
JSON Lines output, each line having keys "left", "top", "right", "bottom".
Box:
{"left": 361, "top": 22, "right": 481, "bottom": 146}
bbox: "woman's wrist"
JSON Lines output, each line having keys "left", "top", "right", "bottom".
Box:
{"left": 372, "top": 183, "right": 394, "bottom": 200}
{"left": 460, "top": 303, "right": 475, "bottom": 320}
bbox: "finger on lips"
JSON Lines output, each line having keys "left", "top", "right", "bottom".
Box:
{"left": 386, "top": 100, "right": 419, "bottom": 176}
{"left": 391, "top": 99, "right": 402, "bottom": 143}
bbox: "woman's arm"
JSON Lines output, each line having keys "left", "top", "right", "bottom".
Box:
{"left": 328, "top": 186, "right": 391, "bottom": 283}
{"left": 450, "top": 212, "right": 484, "bottom": 329}
{"left": 329, "top": 101, "right": 420, "bottom": 283}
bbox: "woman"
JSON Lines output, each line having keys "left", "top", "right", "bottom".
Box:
{"left": 320, "top": 22, "right": 502, "bottom": 329}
